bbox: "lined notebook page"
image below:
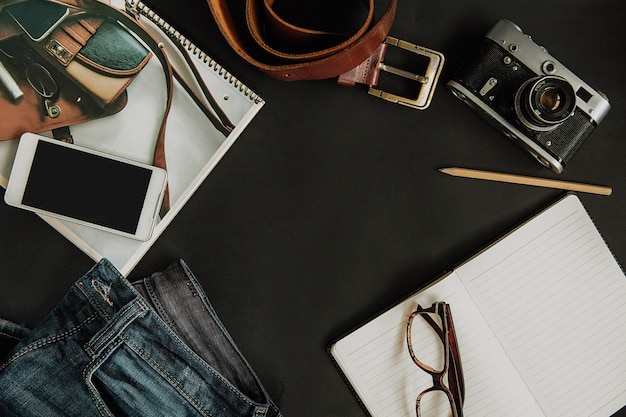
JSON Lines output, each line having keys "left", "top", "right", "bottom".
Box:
{"left": 331, "top": 274, "right": 545, "bottom": 417}
{"left": 457, "top": 194, "right": 626, "bottom": 417}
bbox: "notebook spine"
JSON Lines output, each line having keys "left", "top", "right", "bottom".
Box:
{"left": 126, "top": 0, "right": 262, "bottom": 104}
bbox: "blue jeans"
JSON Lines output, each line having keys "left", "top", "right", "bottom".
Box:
{"left": 0, "top": 259, "right": 282, "bottom": 417}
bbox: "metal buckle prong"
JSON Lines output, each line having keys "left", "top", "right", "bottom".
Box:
{"left": 368, "top": 36, "right": 445, "bottom": 110}
{"left": 377, "top": 62, "right": 429, "bottom": 84}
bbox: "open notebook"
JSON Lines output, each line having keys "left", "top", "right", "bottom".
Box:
{"left": 330, "top": 194, "right": 626, "bottom": 417}
{"left": 0, "top": 0, "right": 264, "bottom": 275}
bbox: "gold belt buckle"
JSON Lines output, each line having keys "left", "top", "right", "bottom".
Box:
{"left": 368, "top": 36, "right": 445, "bottom": 110}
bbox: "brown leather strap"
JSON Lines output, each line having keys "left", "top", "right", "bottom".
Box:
{"left": 205, "top": 0, "right": 397, "bottom": 81}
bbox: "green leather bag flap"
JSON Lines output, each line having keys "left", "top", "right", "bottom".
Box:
{"left": 79, "top": 17, "right": 151, "bottom": 75}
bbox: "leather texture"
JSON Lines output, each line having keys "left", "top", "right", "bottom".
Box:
{"left": 0, "top": 3, "right": 129, "bottom": 141}
{"left": 65, "top": 59, "right": 133, "bottom": 103}
{"left": 44, "top": 15, "right": 152, "bottom": 105}
{"left": 204, "top": 0, "right": 397, "bottom": 81}
{"left": 79, "top": 17, "right": 151, "bottom": 73}
{"left": 0, "top": 65, "right": 127, "bottom": 141}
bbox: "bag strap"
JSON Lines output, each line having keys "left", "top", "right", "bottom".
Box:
{"left": 204, "top": 0, "right": 398, "bottom": 81}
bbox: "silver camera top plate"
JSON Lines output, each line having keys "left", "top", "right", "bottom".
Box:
{"left": 485, "top": 20, "right": 610, "bottom": 124}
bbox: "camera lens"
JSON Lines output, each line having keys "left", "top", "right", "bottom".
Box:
{"left": 514, "top": 76, "right": 576, "bottom": 131}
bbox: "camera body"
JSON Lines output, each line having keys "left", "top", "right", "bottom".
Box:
{"left": 447, "top": 20, "right": 610, "bottom": 173}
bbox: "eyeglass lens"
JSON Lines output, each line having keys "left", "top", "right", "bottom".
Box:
{"left": 407, "top": 310, "right": 447, "bottom": 373}
{"left": 417, "top": 389, "right": 455, "bottom": 417}
{"left": 26, "top": 63, "right": 57, "bottom": 98}
{"left": 26, "top": 63, "right": 61, "bottom": 118}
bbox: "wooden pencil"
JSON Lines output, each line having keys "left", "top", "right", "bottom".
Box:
{"left": 439, "top": 167, "right": 612, "bottom": 196}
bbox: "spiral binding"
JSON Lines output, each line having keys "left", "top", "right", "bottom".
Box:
{"left": 127, "top": 0, "right": 262, "bottom": 104}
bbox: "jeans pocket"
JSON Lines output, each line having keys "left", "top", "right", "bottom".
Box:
{"left": 85, "top": 338, "right": 212, "bottom": 417}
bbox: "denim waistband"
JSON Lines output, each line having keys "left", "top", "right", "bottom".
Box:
{"left": 76, "top": 259, "right": 147, "bottom": 325}
{"left": 0, "top": 259, "right": 282, "bottom": 417}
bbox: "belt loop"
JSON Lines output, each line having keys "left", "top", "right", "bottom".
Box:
{"left": 84, "top": 299, "right": 147, "bottom": 357}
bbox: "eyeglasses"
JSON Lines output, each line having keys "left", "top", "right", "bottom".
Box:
{"left": 26, "top": 63, "right": 61, "bottom": 119}
{"left": 406, "top": 302, "right": 465, "bottom": 417}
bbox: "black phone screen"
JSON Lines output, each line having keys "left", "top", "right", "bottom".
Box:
{"left": 22, "top": 140, "right": 152, "bottom": 234}
{"left": 6, "top": 0, "right": 69, "bottom": 41}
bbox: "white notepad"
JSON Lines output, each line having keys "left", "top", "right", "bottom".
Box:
{"left": 330, "top": 194, "right": 626, "bottom": 417}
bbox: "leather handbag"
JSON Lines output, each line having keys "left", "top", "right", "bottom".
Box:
{"left": 0, "top": 33, "right": 128, "bottom": 142}
{"left": 0, "top": 0, "right": 151, "bottom": 141}
{"left": 41, "top": 14, "right": 152, "bottom": 106}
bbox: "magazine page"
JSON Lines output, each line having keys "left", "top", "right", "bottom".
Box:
{"left": 0, "top": 1, "right": 264, "bottom": 275}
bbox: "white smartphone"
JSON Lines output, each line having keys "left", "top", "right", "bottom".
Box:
{"left": 5, "top": 133, "right": 167, "bottom": 241}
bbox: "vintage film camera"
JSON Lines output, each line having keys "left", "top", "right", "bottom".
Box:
{"left": 447, "top": 20, "right": 610, "bottom": 173}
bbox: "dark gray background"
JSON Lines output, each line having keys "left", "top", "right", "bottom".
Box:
{"left": 1, "top": 0, "right": 624, "bottom": 416}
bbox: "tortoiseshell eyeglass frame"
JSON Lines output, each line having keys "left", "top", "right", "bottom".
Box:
{"left": 406, "top": 302, "right": 465, "bottom": 417}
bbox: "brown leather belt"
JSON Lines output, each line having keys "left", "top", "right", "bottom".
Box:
{"left": 205, "top": 0, "right": 445, "bottom": 109}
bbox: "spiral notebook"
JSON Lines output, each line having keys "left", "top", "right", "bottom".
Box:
{"left": 330, "top": 194, "right": 626, "bottom": 417}
{"left": 0, "top": 0, "right": 264, "bottom": 275}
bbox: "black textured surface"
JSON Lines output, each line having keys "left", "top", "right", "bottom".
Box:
{"left": 1, "top": 0, "right": 624, "bottom": 416}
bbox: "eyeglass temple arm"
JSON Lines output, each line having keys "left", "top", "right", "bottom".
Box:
{"left": 446, "top": 310, "right": 465, "bottom": 412}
